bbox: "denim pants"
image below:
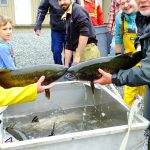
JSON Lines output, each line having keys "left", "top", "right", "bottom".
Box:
{"left": 51, "top": 30, "right": 66, "bottom": 64}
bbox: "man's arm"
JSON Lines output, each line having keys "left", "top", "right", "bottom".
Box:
{"left": 73, "top": 6, "right": 92, "bottom": 64}
{"left": 74, "top": 35, "right": 88, "bottom": 64}
{"left": 64, "top": 49, "right": 73, "bottom": 67}
{"left": 65, "top": 29, "right": 72, "bottom": 67}
{"left": 34, "top": 0, "right": 50, "bottom": 32}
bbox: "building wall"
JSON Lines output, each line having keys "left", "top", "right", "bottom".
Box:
{"left": 0, "top": 0, "right": 15, "bottom": 24}
{"left": 14, "top": 0, "right": 32, "bottom": 25}
{"left": 0, "top": 0, "right": 109, "bottom": 25}
{"left": 0, "top": 0, "right": 49, "bottom": 26}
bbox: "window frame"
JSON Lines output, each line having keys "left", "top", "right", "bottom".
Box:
{"left": 0, "top": 0, "right": 8, "bottom": 6}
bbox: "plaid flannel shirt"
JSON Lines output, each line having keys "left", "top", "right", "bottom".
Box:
{"left": 107, "top": 0, "right": 120, "bottom": 34}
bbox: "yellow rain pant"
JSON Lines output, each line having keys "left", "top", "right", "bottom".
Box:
{"left": 123, "top": 19, "right": 145, "bottom": 106}
{"left": 75, "top": 43, "right": 100, "bottom": 62}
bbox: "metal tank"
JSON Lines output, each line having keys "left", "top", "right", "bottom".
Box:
{"left": 0, "top": 81, "right": 148, "bottom": 150}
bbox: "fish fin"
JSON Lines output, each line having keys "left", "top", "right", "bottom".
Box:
{"left": 0, "top": 69, "right": 10, "bottom": 73}
{"left": 32, "top": 116, "right": 39, "bottom": 123}
{"left": 90, "top": 81, "right": 95, "bottom": 94}
{"left": 5, "top": 137, "right": 13, "bottom": 143}
{"left": 48, "top": 122, "right": 55, "bottom": 136}
{"left": 6, "top": 127, "right": 26, "bottom": 141}
{"left": 45, "top": 89, "right": 50, "bottom": 99}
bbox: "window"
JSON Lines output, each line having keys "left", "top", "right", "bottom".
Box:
{"left": 0, "top": 0, "right": 8, "bottom": 6}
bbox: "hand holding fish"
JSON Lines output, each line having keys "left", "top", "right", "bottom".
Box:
{"left": 36, "top": 76, "right": 55, "bottom": 93}
{"left": 94, "top": 69, "right": 112, "bottom": 85}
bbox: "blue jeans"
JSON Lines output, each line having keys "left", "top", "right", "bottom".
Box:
{"left": 51, "top": 30, "right": 66, "bottom": 65}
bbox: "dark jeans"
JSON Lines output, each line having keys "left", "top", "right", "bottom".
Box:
{"left": 51, "top": 30, "right": 66, "bottom": 65}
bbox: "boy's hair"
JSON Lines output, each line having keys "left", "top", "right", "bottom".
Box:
{"left": 0, "top": 15, "right": 13, "bottom": 27}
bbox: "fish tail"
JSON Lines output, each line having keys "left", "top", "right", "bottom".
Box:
{"left": 90, "top": 81, "right": 95, "bottom": 94}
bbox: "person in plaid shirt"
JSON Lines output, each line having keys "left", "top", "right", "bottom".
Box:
{"left": 107, "top": 0, "right": 120, "bottom": 34}
{"left": 107, "top": 0, "right": 121, "bottom": 56}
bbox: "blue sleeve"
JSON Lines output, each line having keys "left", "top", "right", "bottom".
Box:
{"left": 0, "top": 45, "right": 16, "bottom": 70}
{"left": 114, "top": 12, "right": 123, "bottom": 45}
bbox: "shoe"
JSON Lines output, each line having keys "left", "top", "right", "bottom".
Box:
{"left": 64, "top": 73, "right": 76, "bottom": 81}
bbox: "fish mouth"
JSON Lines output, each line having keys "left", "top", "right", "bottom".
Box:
{"left": 64, "top": 72, "right": 77, "bottom": 81}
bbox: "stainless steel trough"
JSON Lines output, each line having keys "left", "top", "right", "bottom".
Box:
{"left": 0, "top": 81, "right": 148, "bottom": 150}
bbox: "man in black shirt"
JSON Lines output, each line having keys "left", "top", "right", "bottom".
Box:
{"left": 58, "top": 0, "right": 100, "bottom": 67}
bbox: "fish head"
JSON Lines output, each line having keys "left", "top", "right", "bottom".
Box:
{"left": 38, "top": 64, "right": 68, "bottom": 84}
{"left": 68, "top": 59, "right": 103, "bottom": 81}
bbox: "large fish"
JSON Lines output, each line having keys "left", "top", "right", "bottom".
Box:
{"left": 5, "top": 127, "right": 28, "bottom": 141}
{"left": 5, "top": 112, "right": 81, "bottom": 140}
{"left": 0, "top": 64, "right": 67, "bottom": 99}
{"left": 67, "top": 51, "right": 142, "bottom": 93}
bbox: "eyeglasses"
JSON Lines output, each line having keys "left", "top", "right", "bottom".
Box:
{"left": 121, "top": 0, "right": 131, "bottom": 6}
